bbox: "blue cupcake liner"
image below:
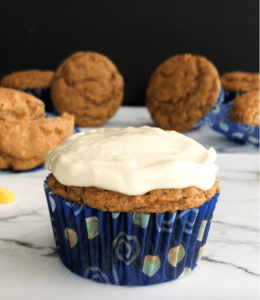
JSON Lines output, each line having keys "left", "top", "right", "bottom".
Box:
{"left": 24, "top": 87, "right": 54, "bottom": 113}
{"left": 0, "top": 114, "right": 80, "bottom": 175}
{"left": 223, "top": 90, "right": 244, "bottom": 103}
{"left": 205, "top": 91, "right": 259, "bottom": 147}
{"left": 192, "top": 85, "right": 225, "bottom": 130}
{"left": 44, "top": 180, "right": 219, "bottom": 286}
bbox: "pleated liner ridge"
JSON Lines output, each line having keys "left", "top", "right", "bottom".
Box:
{"left": 44, "top": 180, "right": 219, "bottom": 286}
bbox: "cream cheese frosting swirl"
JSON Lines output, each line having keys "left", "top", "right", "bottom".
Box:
{"left": 45, "top": 127, "right": 218, "bottom": 195}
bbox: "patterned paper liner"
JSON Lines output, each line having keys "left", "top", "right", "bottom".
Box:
{"left": 193, "top": 85, "right": 225, "bottom": 130}
{"left": 223, "top": 90, "right": 244, "bottom": 103}
{"left": 205, "top": 91, "right": 259, "bottom": 147}
{"left": 44, "top": 180, "right": 219, "bottom": 286}
{"left": 0, "top": 114, "right": 80, "bottom": 175}
{"left": 24, "top": 87, "right": 54, "bottom": 113}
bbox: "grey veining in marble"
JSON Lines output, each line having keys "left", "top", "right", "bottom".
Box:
{"left": 0, "top": 107, "right": 259, "bottom": 300}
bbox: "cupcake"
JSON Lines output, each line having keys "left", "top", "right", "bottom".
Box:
{"left": 221, "top": 72, "right": 259, "bottom": 103}
{"left": 51, "top": 52, "right": 124, "bottom": 127}
{"left": 146, "top": 54, "right": 224, "bottom": 132}
{"left": 206, "top": 89, "right": 259, "bottom": 147}
{"left": 1, "top": 70, "right": 55, "bottom": 112}
{"left": 44, "top": 127, "right": 220, "bottom": 285}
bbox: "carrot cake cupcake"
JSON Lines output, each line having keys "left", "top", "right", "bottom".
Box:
{"left": 44, "top": 127, "right": 220, "bottom": 285}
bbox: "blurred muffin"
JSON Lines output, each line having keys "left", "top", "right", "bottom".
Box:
{"left": 0, "top": 87, "right": 45, "bottom": 122}
{"left": 0, "top": 88, "right": 75, "bottom": 171}
{"left": 1, "top": 70, "right": 54, "bottom": 112}
{"left": 51, "top": 52, "right": 124, "bottom": 127}
{"left": 0, "top": 113, "right": 74, "bottom": 171}
{"left": 230, "top": 91, "right": 259, "bottom": 126}
{"left": 221, "top": 72, "right": 259, "bottom": 93}
{"left": 1, "top": 70, "right": 54, "bottom": 90}
{"left": 146, "top": 54, "right": 222, "bottom": 132}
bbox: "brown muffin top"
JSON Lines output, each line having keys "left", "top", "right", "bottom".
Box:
{"left": 230, "top": 91, "right": 259, "bottom": 126}
{"left": 146, "top": 54, "right": 221, "bottom": 132}
{"left": 221, "top": 72, "right": 259, "bottom": 92}
{"left": 0, "top": 87, "right": 45, "bottom": 123}
{"left": 47, "top": 173, "right": 220, "bottom": 214}
{"left": 51, "top": 52, "right": 124, "bottom": 127}
{"left": 0, "top": 113, "right": 74, "bottom": 171}
{"left": 1, "top": 70, "right": 54, "bottom": 89}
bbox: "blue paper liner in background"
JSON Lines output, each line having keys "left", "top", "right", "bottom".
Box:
{"left": 44, "top": 180, "right": 219, "bottom": 286}
{"left": 223, "top": 90, "right": 244, "bottom": 103}
{"left": 192, "top": 86, "right": 225, "bottom": 130}
{"left": 205, "top": 91, "right": 259, "bottom": 147}
{"left": 0, "top": 114, "right": 80, "bottom": 174}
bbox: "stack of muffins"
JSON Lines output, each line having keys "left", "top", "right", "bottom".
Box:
{"left": 0, "top": 52, "right": 124, "bottom": 127}
{"left": 145, "top": 54, "right": 259, "bottom": 145}
{"left": 221, "top": 72, "right": 259, "bottom": 126}
{"left": 0, "top": 52, "right": 125, "bottom": 172}
{"left": 204, "top": 71, "right": 259, "bottom": 145}
{"left": 1, "top": 51, "right": 259, "bottom": 151}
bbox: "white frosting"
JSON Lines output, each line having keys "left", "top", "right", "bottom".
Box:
{"left": 45, "top": 127, "right": 218, "bottom": 195}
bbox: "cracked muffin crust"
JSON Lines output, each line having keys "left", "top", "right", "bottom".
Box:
{"left": 1, "top": 70, "right": 54, "bottom": 90}
{"left": 146, "top": 54, "right": 221, "bottom": 132}
{"left": 47, "top": 173, "right": 220, "bottom": 214}
{"left": 221, "top": 72, "right": 259, "bottom": 92}
{"left": 51, "top": 52, "right": 124, "bottom": 127}
{"left": 0, "top": 87, "right": 45, "bottom": 123}
{"left": 230, "top": 91, "right": 259, "bottom": 126}
{"left": 0, "top": 113, "right": 74, "bottom": 171}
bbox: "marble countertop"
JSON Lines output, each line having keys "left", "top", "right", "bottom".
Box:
{"left": 0, "top": 107, "right": 259, "bottom": 300}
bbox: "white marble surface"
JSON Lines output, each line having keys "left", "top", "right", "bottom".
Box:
{"left": 0, "top": 107, "right": 259, "bottom": 300}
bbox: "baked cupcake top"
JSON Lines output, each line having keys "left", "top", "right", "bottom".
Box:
{"left": 45, "top": 127, "right": 218, "bottom": 196}
{"left": 146, "top": 54, "right": 221, "bottom": 132}
{"left": 221, "top": 72, "right": 259, "bottom": 92}
{"left": 230, "top": 91, "right": 259, "bottom": 126}
{"left": 1, "top": 70, "right": 54, "bottom": 90}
